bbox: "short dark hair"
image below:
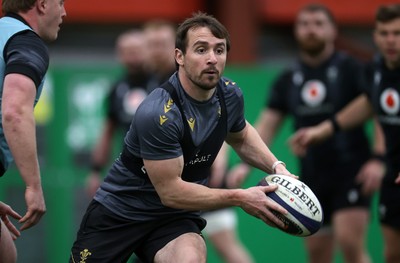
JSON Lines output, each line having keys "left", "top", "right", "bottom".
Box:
{"left": 376, "top": 4, "right": 400, "bottom": 23}
{"left": 297, "top": 3, "right": 336, "bottom": 25}
{"left": 2, "top": 0, "right": 36, "bottom": 14}
{"left": 175, "top": 12, "right": 231, "bottom": 54}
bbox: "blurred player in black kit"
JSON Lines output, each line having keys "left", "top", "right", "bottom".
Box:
{"left": 87, "top": 29, "right": 156, "bottom": 196}
{"left": 88, "top": 21, "right": 177, "bottom": 197}
{"left": 230, "top": 3, "right": 385, "bottom": 263}
{"left": 290, "top": 4, "right": 400, "bottom": 263}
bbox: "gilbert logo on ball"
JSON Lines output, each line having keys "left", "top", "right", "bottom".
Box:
{"left": 258, "top": 174, "right": 323, "bottom": 237}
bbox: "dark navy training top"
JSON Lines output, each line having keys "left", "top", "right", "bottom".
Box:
{"left": 95, "top": 72, "right": 246, "bottom": 220}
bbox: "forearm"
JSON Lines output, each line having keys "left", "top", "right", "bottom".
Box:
{"left": 336, "top": 94, "right": 374, "bottom": 131}
{"left": 146, "top": 157, "right": 246, "bottom": 211}
{"left": 159, "top": 178, "right": 245, "bottom": 210}
{"left": 91, "top": 120, "right": 115, "bottom": 170}
{"left": 305, "top": 94, "right": 374, "bottom": 144}
{"left": 227, "top": 124, "right": 279, "bottom": 174}
{"left": 3, "top": 109, "right": 41, "bottom": 189}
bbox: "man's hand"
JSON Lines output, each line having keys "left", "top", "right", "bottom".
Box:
{"left": 240, "top": 185, "right": 287, "bottom": 228}
{"left": 0, "top": 201, "right": 22, "bottom": 239}
{"left": 288, "top": 121, "right": 333, "bottom": 157}
{"left": 356, "top": 159, "right": 385, "bottom": 196}
{"left": 19, "top": 187, "right": 46, "bottom": 231}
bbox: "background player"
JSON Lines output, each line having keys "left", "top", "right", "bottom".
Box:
{"left": 143, "top": 20, "right": 177, "bottom": 85}
{"left": 87, "top": 29, "right": 155, "bottom": 196}
{"left": 289, "top": 4, "right": 400, "bottom": 263}
{"left": 230, "top": 4, "right": 384, "bottom": 263}
{"left": 202, "top": 143, "right": 254, "bottom": 263}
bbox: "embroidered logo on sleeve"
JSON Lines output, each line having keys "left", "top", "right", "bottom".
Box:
{"left": 187, "top": 118, "right": 195, "bottom": 131}
{"left": 160, "top": 115, "right": 168, "bottom": 125}
{"left": 164, "top": 98, "right": 174, "bottom": 113}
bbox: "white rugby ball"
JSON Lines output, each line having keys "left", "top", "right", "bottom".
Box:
{"left": 258, "top": 174, "right": 323, "bottom": 237}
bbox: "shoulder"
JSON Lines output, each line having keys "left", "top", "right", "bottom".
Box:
{"left": 6, "top": 30, "right": 48, "bottom": 61}
{"left": 133, "top": 86, "right": 184, "bottom": 144}
{"left": 219, "top": 77, "right": 243, "bottom": 98}
{"left": 136, "top": 87, "right": 181, "bottom": 124}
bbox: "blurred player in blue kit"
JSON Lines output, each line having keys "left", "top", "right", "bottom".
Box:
{"left": 230, "top": 3, "right": 385, "bottom": 263}
{"left": 0, "top": 0, "right": 66, "bottom": 262}
{"left": 290, "top": 4, "right": 400, "bottom": 263}
{"left": 70, "top": 12, "right": 294, "bottom": 263}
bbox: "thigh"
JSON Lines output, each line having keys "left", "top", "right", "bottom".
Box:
{"left": 140, "top": 217, "right": 206, "bottom": 263}
{"left": 0, "top": 220, "right": 17, "bottom": 263}
{"left": 333, "top": 208, "right": 369, "bottom": 242}
{"left": 70, "top": 201, "right": 145, "bottom": 263}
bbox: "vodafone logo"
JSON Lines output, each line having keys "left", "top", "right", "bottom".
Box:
{"left": 380, "top": 88, "right": 400, "bottom": 115}
{"left": 301, "top": 80, "right": 327, "bottom": 107}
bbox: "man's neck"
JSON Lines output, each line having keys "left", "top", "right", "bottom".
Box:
{"left": 299, "top": 45, "right": 335, "bottom": 67}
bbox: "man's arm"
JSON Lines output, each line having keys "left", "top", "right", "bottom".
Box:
{"left": 87, "top": 119, "right": 117, "bottom": 197}
{"left": 227, "top": 109, "right": 286, "bottom": 182}
{"left": 356, "top": 117, "right": 386, "bottom": 195}
{"left": 289, "top": 94, "right": 374, "bottom": 155}
{"left": 143, "top": 151, "right": 287, "bottom": 228}
{"left": 255, "top": 108, "right": 285, "bottom": 146}
{"left": 226, "top": 121, "right": 290, "bottom": 175}
{"left": 2, "top": 73, "right": 46, "bottom": 231}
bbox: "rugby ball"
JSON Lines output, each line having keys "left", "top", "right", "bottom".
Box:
{"left": 258, "top": 174, "right": 323, "bottom": 237}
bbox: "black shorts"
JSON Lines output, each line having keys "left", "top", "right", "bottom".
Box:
{"left": 69, "top": 200, "right": 206, "bottom": 263}
{"left": 301, "top": 160, "right": 371, "bottom": 226}
{"left": 379, "top": 179, "right": 400, "bottom": 230}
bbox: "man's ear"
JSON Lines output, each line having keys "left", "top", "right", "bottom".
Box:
{"left": 175, "top": 48, "right": 184, "bottom": 66}
{"left": 36, "top": 0, "right": 47, "bottom": 14}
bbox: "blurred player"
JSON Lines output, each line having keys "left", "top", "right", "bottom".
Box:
{"left": 87, "top": 29, "right": 156, "bottom": 197}
{"left": 203, "top": 143, "right": 254, "bottom": 263}
{"left": 230, "top": 4, "right": 384, "bottom": 263}
{"left": 143, "top": 20, "right": 177, "bottom": 84}
{"left": 290, "top": 4, "right": 400, "bottom": 263}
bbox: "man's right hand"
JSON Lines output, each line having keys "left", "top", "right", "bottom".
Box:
{"left": 19, "top": 187, "right": 46, "bottom": 231}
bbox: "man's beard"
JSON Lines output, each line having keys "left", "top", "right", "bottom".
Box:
{"left": 298, "top": 37, "right": 326, "bottom": 57}
{"left": 188, "top": 69, "right": 220, "bottom": 91}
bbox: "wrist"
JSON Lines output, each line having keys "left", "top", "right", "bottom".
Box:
{"left": 271, "top": 160, "right": 286, "bottom": 174}
{"left": 329, "top": 116, "right": 341, "bottom": 133}
{"left": 371, "top": 153, "right": 385, "bottom": 162}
